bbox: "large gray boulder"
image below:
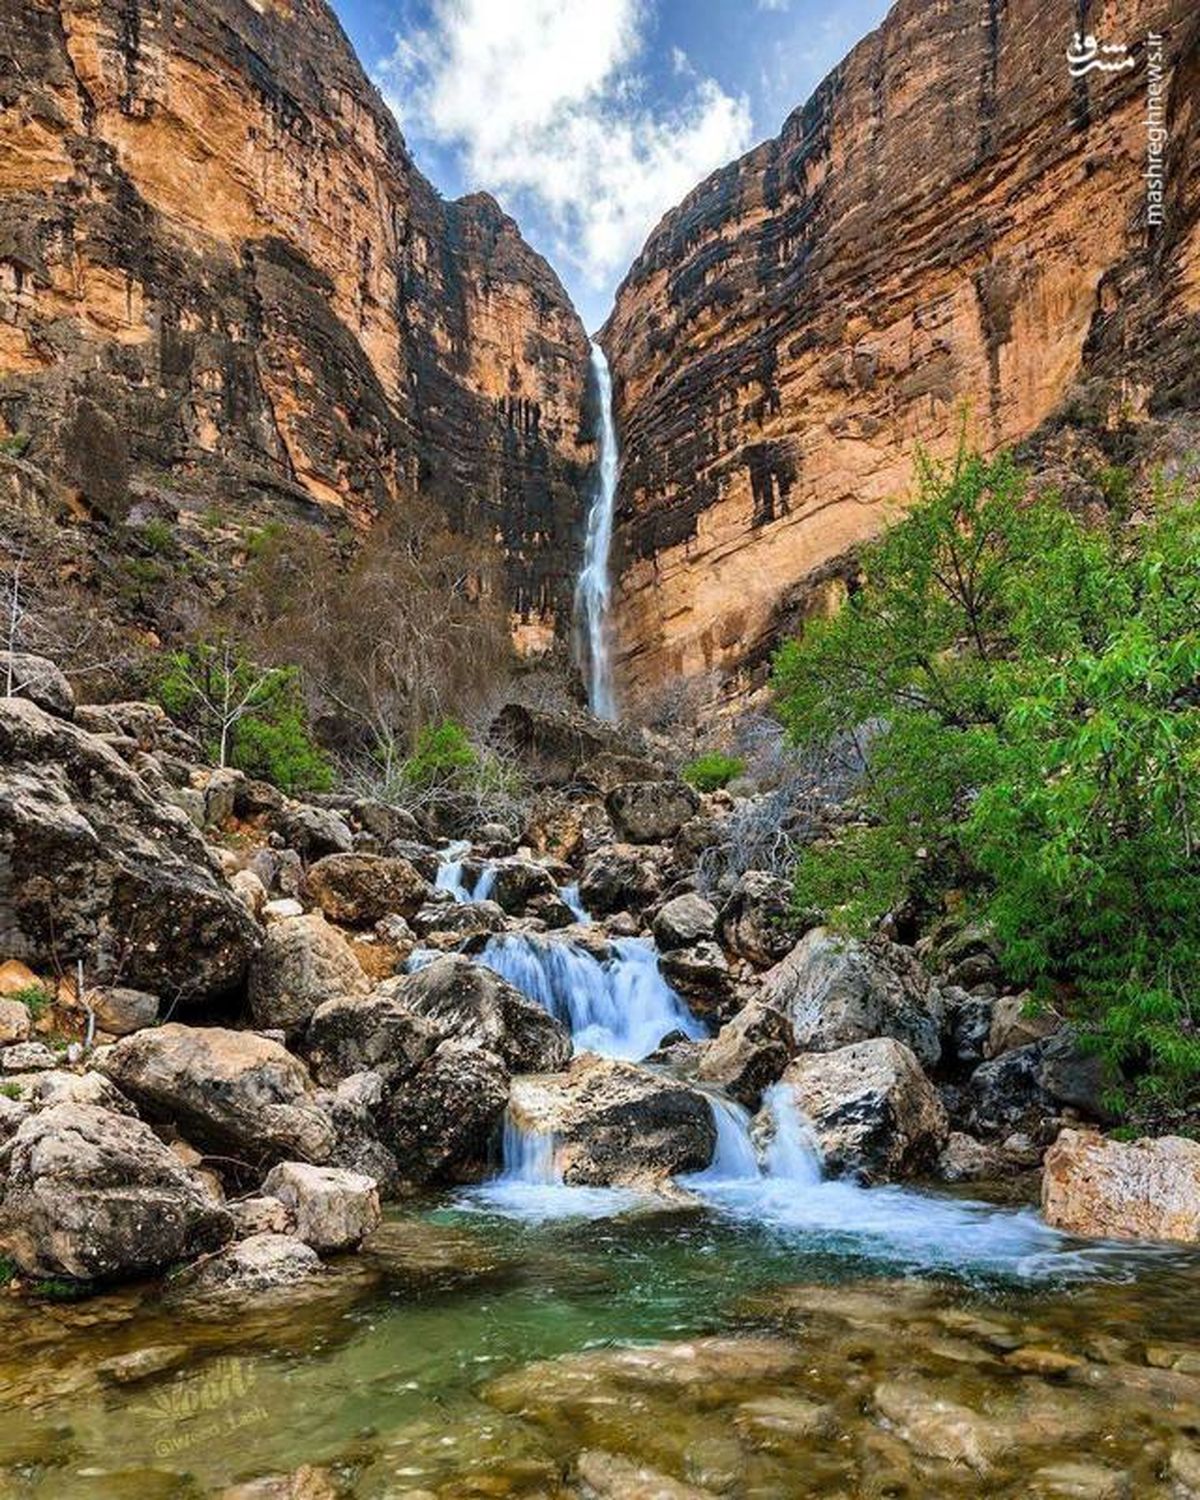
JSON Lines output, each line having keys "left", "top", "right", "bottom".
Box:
{"left": 579, "top": 843, "right": 665, "bottom": 916}
{"left": 306, "top": 993, "right": 439, "bottom": 1086}
{"left": 400, "top": 955, "right": 571, "bottom": 1073}
{"left": 507, "top": 1055, "right": 716, "bottom": 1189}
{"left": 771, "top": 1038, "right": 948, "bottom": 1183}
{"left": 480, "top": 857, "right": 559, "bottom": 916}
{"left": 98, "top": 1023, "right": 334, "bottom": 1167}
{"left": 261, "top": 1162, "right": 381, "bottom": 1253}
{"left": 1043, "top": 1129, "right": 1200, "bottom": 1243}
{"left": 652, "top": 893, "right": 718, "bottom": 951}
{"left": 606, "top": 781, "right": 700, "bottom": 844}
{"left": 0, "top": 1102, "right": 231, "bottom": 1281}
{"left": 0, "top": 698, "right": 259, "bottom": 1005}
{"left": 248, "top": 913, "right": 369, "bottom": 1036}
{"left": 304, "top": 853, "right": 429, "bottom": 926}
{"left": 172, "top": 1232, "right": 323, "bottom": 1297}
{"left": 376, "top": 1039, "right": 510, "bottom": 1184}
{"left": 695, "top": 1000, "right": 795, "bottom": 1109}
{"left": 763, "top": 928, "right": 943, "bottom": 1069}
{"left": 273, "top": 802, "right": 353, "bottom": 860}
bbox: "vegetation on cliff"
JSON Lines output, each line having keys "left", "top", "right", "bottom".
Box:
{"left": 774, "top": 447, "right": 1200, "bottom": 1120}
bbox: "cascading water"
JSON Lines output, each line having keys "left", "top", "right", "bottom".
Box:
{"left": 478, "top": 934, "right": 705, "bottom": 1061}
{"left": 574, "top": 341, "right": 620, "bottom": 721}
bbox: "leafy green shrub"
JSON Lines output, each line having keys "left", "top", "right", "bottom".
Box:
{"left": 156, "top": 642, "right": 332, "bottom": 793}
{"left": 0, "top": 1257, "right": 15, "bottom": 1287}
{"left": 398, "top": 719, "right": 480, "bottom": 789}
{"left": 0, "top": 433, "right": 29, "bottom": 458}
{"left": 8, "top": 983, "right": 51, "bottom": 1020}
{"left": 30, "top": 1278, "right": 89, "bottom": 1302}
{"left": 139, "top": 518, "right": 176, "bottom": 555}
{"left": 773, "top": 442, "right": 1200, "bottom": 1118}
{"left": 681, "top": 752, "right": 745, "bottom": 792}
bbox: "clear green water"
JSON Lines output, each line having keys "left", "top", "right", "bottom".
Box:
{"left": 3, "top": 1193, "right": 1200, "bottom": 1498}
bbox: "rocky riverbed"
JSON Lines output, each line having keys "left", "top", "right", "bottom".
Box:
{"left": 2, "top": 653, "right": 1200, "bottom": 1495}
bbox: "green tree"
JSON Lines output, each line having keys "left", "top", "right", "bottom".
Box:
{"left": 773, "top": 445, "right": 1200, "bottom": 1115}
{"left": 156, "top": 640, "right": 332, "bottom": 793}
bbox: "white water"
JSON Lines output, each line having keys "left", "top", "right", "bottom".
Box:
{"left": 575, "top": 342, "right": 620, "bottom": 721}
{"left": 434, "top": 840, "right": 476, "bottom": 902}
{"left": 479, "top": 934, "right": 705, "bottom": 1060}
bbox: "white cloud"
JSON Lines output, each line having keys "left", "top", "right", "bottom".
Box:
{"left": 377, "top": 0, "right": 752, "bottom": 297}
{"left": 757, "top": 0, "right": 791, "bottom": 10}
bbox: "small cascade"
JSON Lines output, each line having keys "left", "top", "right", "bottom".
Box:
{"left": 497, "top": 1110, "right": 561, "bottom": 1187}
{"left": 559, "top": 883, "right": 589, "bottom": 924}
{"left": 759, "top": 1082, "right": 823, "bottom": 1186}
{"left": 684, "top": 1092, "right": 760, "bottom": 1185}
{"left": 575, "top": 342, "right": 620, "bottom": 721}
{"left": 434, "top": 840, "right": 474, "bottom": 902}
{"left": 478, "top": 934, "right": 705, "bottom": 1060}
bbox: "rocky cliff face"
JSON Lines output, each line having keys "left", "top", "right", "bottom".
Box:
{"left": 0, "top": 0, "right": 592, "bottom": 642}
{"left": 602, "top": 0, "right": 1200, "bottom": 711}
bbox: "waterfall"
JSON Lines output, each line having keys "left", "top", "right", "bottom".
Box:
{"left": 478, "top": 934, "right": 705, "bottom": 1060}
{"left": 434, "top": 840, "right": 474, "bottom": 902}
{"left": 575, "top": 341, "right": 620, "bottom": 721}
{"left": 497, "top": 1110, "right": 561, "bottom": 1186}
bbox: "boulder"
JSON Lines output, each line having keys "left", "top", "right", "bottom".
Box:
{"left": 318, "top": 1075, "right": 402, "bottom": 1197}
{"left": 411, "top": 899, "right": 507, "bottom": 944}
{"left": 606, "top": 781, "right": 700, "bottom": 844}
{"left": 579, "top": 843, "right": 665, "bottom": 915}
{"left": 304, "top": 853, "right": 429, "bottom": 926}
{"left": 936, "top": 1131, "right": 1008, "bottom": 1183}
{"left": 0, "top": 651, "right": 74, "bottom": 717}
{"left": 229, "top": 1196, "right": 295, "bottom": 1238}
{"left": 507, "top": 1055, "right": 716, "bottom": 1188}
{"left": 31, "top": 1069, "right": 138, "bottom": 1115}
{"left": 695, "top": 1001, "right": 795, "bottom": 1109}
{"left": 376, "top": 1039, "right": 509, "bottom": 1184}
{"left": 763, "top": 928, "right": 942, "bottom": 1069}
{"left": 273, "top": 803, "right": 353, "bottom": 860}
{"left": 89, "top": 986, "right": 159, "bottom": 1037}
{"left": 0, "top": 998, "right": 31, "bottom": 1046}
{"left": 401, "top": 954, "right": 571, "bottom": 1073}
{"left": 98, "top": 1024, "right": 334, "bottom": 1167}
{"left": 261, "top": 1162, "right": 381, "bottom": 1253}
{"left": 576, "top": 751, "right": 665, "bottom": 793}
{"left": 248, "top": 913, "right": 370, "bottom": 1036}
{"left": 942, "top": 986, "right": 994, "bottom": 1069}
{"left": 1042, "top": 1129, "right": 1200, "bottom": 1243}
{"left": 482, "top": 857, "right": 559, "bottom": 915}
{"left": 0, "top": 698, "right": 258, "bottom": 1004}
{"left": 350, "top": 797, "right": 422, "bottom": 846}
{"left": 523, "top": 789, "right": 611, "bottom": 863}
{"left": 774, "top": 1038, "right": 947, "bottom": 1182}
{"left": 306, "top": 993, "right": 439, "bottom": 1086}
{"left": 967, "top": 1042, "right": 1054, "bottom": 1139}
{"left": 718, "top": 871, "right": 806, "bottom": 968}
{"left": 656, "top": 941, "right": 733, "bottom": 1022}
{"left": 1039, "top": 1026, "right": 1114, "bottom": 1121}
{"left": 173, "top": 1232, "right": 323, "bottom": 1296}
{"left": 0, "top": 1102, "right": 231, "bottom": 1281}
{"left": 652, "top": 893, "right": 718, "bottom": 951}
{"left": 986, "top": 993, "right": 1061, "bottom": 1059}
{"left": 1, "top": 1041, "right": 57, "bottom": 1072}
{"left": 489, "top": 702, "right": 630, "bottom": 786}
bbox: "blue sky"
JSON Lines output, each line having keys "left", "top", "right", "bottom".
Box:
{"left": 336, "top": 0, "right": 892, "bottom": 331}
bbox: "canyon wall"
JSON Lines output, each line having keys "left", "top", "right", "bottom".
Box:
{"left": 0, "top": 0, "right": 592, "bottom": 642}
{"left": 602, "top": 0, "right": 1200, "bottom": 712}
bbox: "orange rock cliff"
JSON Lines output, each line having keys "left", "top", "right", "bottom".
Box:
{"left": 600, "top": 0, "right": 1200, "bottom": 713}
{"left": 0, "top": 0, "right": 594, "bottom": 640}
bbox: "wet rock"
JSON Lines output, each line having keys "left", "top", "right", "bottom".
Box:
{"left": 273, "top": 803, "right": 354, "bottom": 860}
{"left": 482, "top": 857, "right": 559, "bottom": 915}
{"left": 401, "top": 954, "right": 571, "bottom": 1073}
{"left": 580, "top": 842, "right": 666, "bottom": 915}
{"left": 0, "top": 651, "right": 74, "bottom": 717}
{"left": 304, "top": 853, "right": 429, "bottom": 926}
{"left": 575, "top": 1450, "right": 715, "bottom": 1499}
{"left": 734, "top": 1395, "right": 837, "bottom": 1446}
{"left": 89, "top": 986, "right": 159, "bottom": 1037}
{"left": 1031, "top": 1461, "right": 1131, "bottom": 1499}
{"left": 306, "top": 993, "right": 439, "bottom": 1085}
{"left": 0, "top": 698, "right": 258, "bottom": 1005}
{"left": 936, "top": 1131, "right": 1007, "bottom": 1183}
{"left": 261, "top": 1162, "right": 381, "bottom": 1252}
{"left": 653, "top": 893, "right": 719, "bottom": 950}
{"left": 968, "top": 1042, "right": 1054, "bottom": 1138}
{"left": 657, "top": 942, "right": 733, "bottom": 1021}
{"left": 1042, "top": 1129, "right": 1200, "bottom": 1243}
{"left": 174, "top": 1233, "right": 323, "bottom": 1297}
{"left": 695, "top": 1001, "right": 795, "bottom": 1109}
{"left": 873, "top": 1380, "right": 1000, "bottom": 1470}
{"left": 248, "top": 913, "right": 370, "bottom": 1036}
{"left": 763, "top": 928, "right": 942, "bottom": 1069}
{"left": 986, "top": 992, "right": 1061, "bottom": 1058}
{"left": 942, "top": 986, "right": 994, "bottom": 1068}
{"left": 98, "top": 1023, "right": 335, "bottom": 1168}
{"left": 411, "top": 899, "right": 506, "bottom": 942}
{"left": 377, "top": 1039, "right": 510, "bottom": 1184}
{"left": 606, "top": 781, "right": 700, "bottom": 844}
{"left": 718, "top": 871, "right": 806, "bottom": 968}
{"left": 0, "top": 1102, "right": 231, "bottom": 1281}
{"left": 775, "top": 1038, "right": 948, "bottom": 1182}
{"left": 97, "top": 1344, "right": 191, "bottom": 1386}
{"left": 507, "top": 1054, "right": 716, "bottom": 1188}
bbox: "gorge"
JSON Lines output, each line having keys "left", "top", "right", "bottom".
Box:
{"left": 3, "top": 1, "right": 1200, "bottom": 1497}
